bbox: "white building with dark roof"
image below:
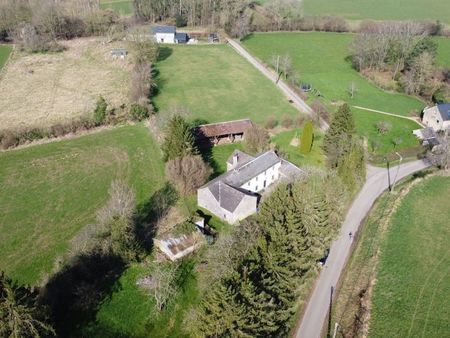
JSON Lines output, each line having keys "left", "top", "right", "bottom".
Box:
{"left": 422, "top": 103, "right": 450, "bottom": 132}
{"left": 197, "top": 150, "right": 303, "bottom": 224}
{"left": 152, "top": 26, "right": 189, "bottom": 44}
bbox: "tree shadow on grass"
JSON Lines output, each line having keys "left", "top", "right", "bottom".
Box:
{"left": 41, "top": 184, "right": 179, "bottom": 337}
{"left": 41, "top": 251, "right": 126, "bottom": 337}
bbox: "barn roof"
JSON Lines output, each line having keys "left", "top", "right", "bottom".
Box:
{"left": 196, "top": 119, "right": 253, "bottom": 138}
{"left": 153, "top": 26, "right": 176, "bottom": 34}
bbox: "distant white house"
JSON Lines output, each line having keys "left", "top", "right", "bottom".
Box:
{"left": 152, "top": 26, "right": 189, "bottom": 44}
{"left": 422, "top": 103, "right": 450, "bottom": 132}
{"left": 197, "top": 150, "right": 303, "bottom": 224}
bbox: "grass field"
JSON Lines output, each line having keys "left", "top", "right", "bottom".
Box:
{"left": 302, "top": 0, "right": 450, "bottom": 24}
{"left": 369, "top": 176, "right": 450, "bottom": 337}
{"left": 153, "top": 44, "right": 299, "bottom": 124}
{"left": 0, "top": 44, "right": 12, "bottom": 71}
{"left": 0, "top": 38, "right": 130, "bottom": 131}
{"left": 0, "top": 124, "right": 165, "bottom": 284}
{"left": 352, "top": 109, "right": 421, "bottom": 156}
{"left": 100, "top": 0, "right": 133, "bottom": 15}
{"left": 436, "top": 37, "right": 450, "bottom": 68}
{"left": 242, "top": 32, "right": 425, "bottom": 116}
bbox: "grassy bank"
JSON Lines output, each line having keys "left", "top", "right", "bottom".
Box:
{"left": 100, "top": 0, "right": 133, "bottom": 15}
{"left": 0, "top": 124, "right": 165, "bottom": 284}
{"left": 332, "top": 174, "right": 450, "bottom": 337}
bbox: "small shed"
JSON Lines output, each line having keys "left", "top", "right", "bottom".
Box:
{"left": 111, "top": 48, "right": 128, "bottom": 59}
{"left": 195, "top": 119, "right": 254, "bottom": 145}
{"left": 154, "top": 231, "right": 204, "bottom": 261}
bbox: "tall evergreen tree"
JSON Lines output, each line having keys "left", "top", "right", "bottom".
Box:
{"left": 299, "top": 120, "right": 314, "bottom": 154}
{"left": 161, "top": 115, "right": 196, "bottom": 162}
{"left": 0, "top": 272, "right": 55, "bottom": 338}
{"left": 323, "top": 103, "right": 355, "bottom": 168}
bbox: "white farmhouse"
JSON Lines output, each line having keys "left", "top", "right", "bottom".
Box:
{"left": 152, "top": 26, "right": 189, "bottom": 44}
{"left": 198, "top": 150, "right": 303, "bottom": 224}
{"left": 422, "top": 103, "right": 450, "bottom": 132}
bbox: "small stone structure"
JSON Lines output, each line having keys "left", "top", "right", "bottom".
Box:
{"left": 195, "top": 119, "right": 254, "bottom": 146}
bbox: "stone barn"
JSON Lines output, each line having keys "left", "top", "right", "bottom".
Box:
{"left": 195, "top": 119, "right": 254, "bottom": 146}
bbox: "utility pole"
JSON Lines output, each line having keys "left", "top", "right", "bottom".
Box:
{"left": 391, "top": 152, "right": 403, "bottom": 193}
{"left": 385, "top": 157, "right": 391, "bottom": 191}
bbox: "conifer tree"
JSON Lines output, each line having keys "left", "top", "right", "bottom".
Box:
{"left": 161, "top": 115, "right": 196, "bottom": 162}
{"left": 299, "top": 120, "right": 314, "bottom": 154}
{"left": 323, "top": 103, "right": 355, "bottom": 168}
{"left": 0, "top": 272, "right": 55, "bottom": 337}
{"left": 337, "top": 139, "right": 366, "bottom": 193}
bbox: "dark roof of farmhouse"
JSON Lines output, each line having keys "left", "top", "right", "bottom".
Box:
{"left": 196, "top": 119, "right": 253, "bottom": 138}
{"left": 208, "top": 181, "right": 248, "bottom": 212}
{"left": 153, "top": 26, "right": 176, "bottom": 34}
{"left": 437, "top": 103, "right": 450, "bottom": 121}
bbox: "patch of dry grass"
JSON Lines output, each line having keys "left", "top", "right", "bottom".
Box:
{"left": 0, "top": 38, "right": 131, "bottom": 131}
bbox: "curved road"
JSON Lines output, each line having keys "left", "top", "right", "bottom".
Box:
{"left": 226, "top": 39, "right": 329, "bottom": 131}
{"left": 295, "top": 159, "right": 431, "bottom": 338}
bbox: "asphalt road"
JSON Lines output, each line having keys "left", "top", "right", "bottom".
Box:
{"left": 226, "top": 39, "right": 329, "bottom": 131}
{"left": 295, "top": 159, "right": 431, "bottom": 338}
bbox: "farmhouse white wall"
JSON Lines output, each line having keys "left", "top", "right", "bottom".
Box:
{"left": 155, "top": 33, "right": 175, "bottom": 44}
{"left": 240, "top": 162, "right": 281, "bottom": 193}
{"left": 197, "top": 187, "right": 257, "bottom": 224}
{"left": 423, "top": 106, "right": 450, "bottom": 131}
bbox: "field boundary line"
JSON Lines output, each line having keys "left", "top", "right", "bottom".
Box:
{"left": 352, "top": 105, "right": 424, "bottom": 127}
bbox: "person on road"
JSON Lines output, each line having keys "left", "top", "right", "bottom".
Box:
{"left": 349, "top": 232, "right": 352, "bottom": 239}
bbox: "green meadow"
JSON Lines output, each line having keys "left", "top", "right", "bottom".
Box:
{"left": 370, "top": 176, "right": 450, "bottom": 337}
{"left": 0, "top": 124, "right": 165, "bottom": 284}
{"left": 242, "top": 32, "right": 425, "bottom": 116}
{"left": 100, "top": 0, "right": 133, "bottom": 15}
{"left": 302, "top": 0, "right": 450, "bottom": 24}
{"left": 153, "top": 44, "right": 300, "bottom": 125}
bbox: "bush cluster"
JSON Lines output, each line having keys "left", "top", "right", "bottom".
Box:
{"left": 0, "top": 98, "right": 150, "bottom": 150}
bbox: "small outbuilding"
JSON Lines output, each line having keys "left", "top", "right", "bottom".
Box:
{"left": 111, "top": 48, "right": 128, "bottom": 59}
{"left": 195, "top": 119, "right": 254, "bottom": 145}
{"left": 154, "top": 231, "right": 204, "bottom": 261}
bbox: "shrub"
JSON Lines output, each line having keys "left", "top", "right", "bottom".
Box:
{"left": 265, "top": 117, "right": 278, "bottom": 130}
{"left": 0, "top": 131, "right": 17, "bottom": 149}
{"left": 50, "top": 124, "right": 66, "bottom": 137}
{"left": 281, "top": 116, "right": 293, "bottom": 128}
{"left": 93, "top": 96, "right": 108, "bottom": 126}
{"left": 130, "top": 104, "right": 149, "bottom": 121}
{"left": 295, "top": 115, "right": 306, "bottom": 127}
{"left": 299, "top": 121, "right": 314, "bottom": 154}
{"left": 166, "top": 155, "right": 212, "bottom": 196}
{"left": 376, "top": 121, "right": 392, "bottom": 135}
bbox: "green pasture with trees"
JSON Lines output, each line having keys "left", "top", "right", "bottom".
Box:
{"left": 0, "top": 124, "right": 165, "bottom": 284}
{"left": 436, "top": 37, "right": 450, "bottom": 68}
{"left": 302, "top": 0, "right": 450, "bottom": 24}
{"left": 242, "top": 32, "right": 425, "bottom": 116}
{"left": 153, "top": 45, "right": 299, "bottom": 124}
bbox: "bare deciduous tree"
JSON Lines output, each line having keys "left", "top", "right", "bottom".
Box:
{"left": 427, "top": 135, "right": 450, "bottom": 170}
{"left": 243, "top": 125, "right": 270, "bottom": 154}
{"left": 165, "top": 155, "right": 212, "bottom": 196}
{"left": 145, "top": 264, "right": 179, "bottom": 312}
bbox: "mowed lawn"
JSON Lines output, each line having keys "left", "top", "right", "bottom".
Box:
{"left": 0, "top": 124, "right": 165, "bottom": 284}
{"left": 352, "top": 109, "right": 421, "bottom": 156}
{"left": 100, "top": 0, "right": 133, "bottom": 15}
{"left": 0, "top": 44, "right": 12, "bottom": 70}
{"left": 153, "top": 44, "right": 299, "bottom": 124}
{"left": 303, "top": 0, "right": 450, "bottom": 24}
{"left": 242, "top": 32, "right": 425, "bottom": 116}
{"left": 370, "top": 176, "right": 450, "bottom": 337}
